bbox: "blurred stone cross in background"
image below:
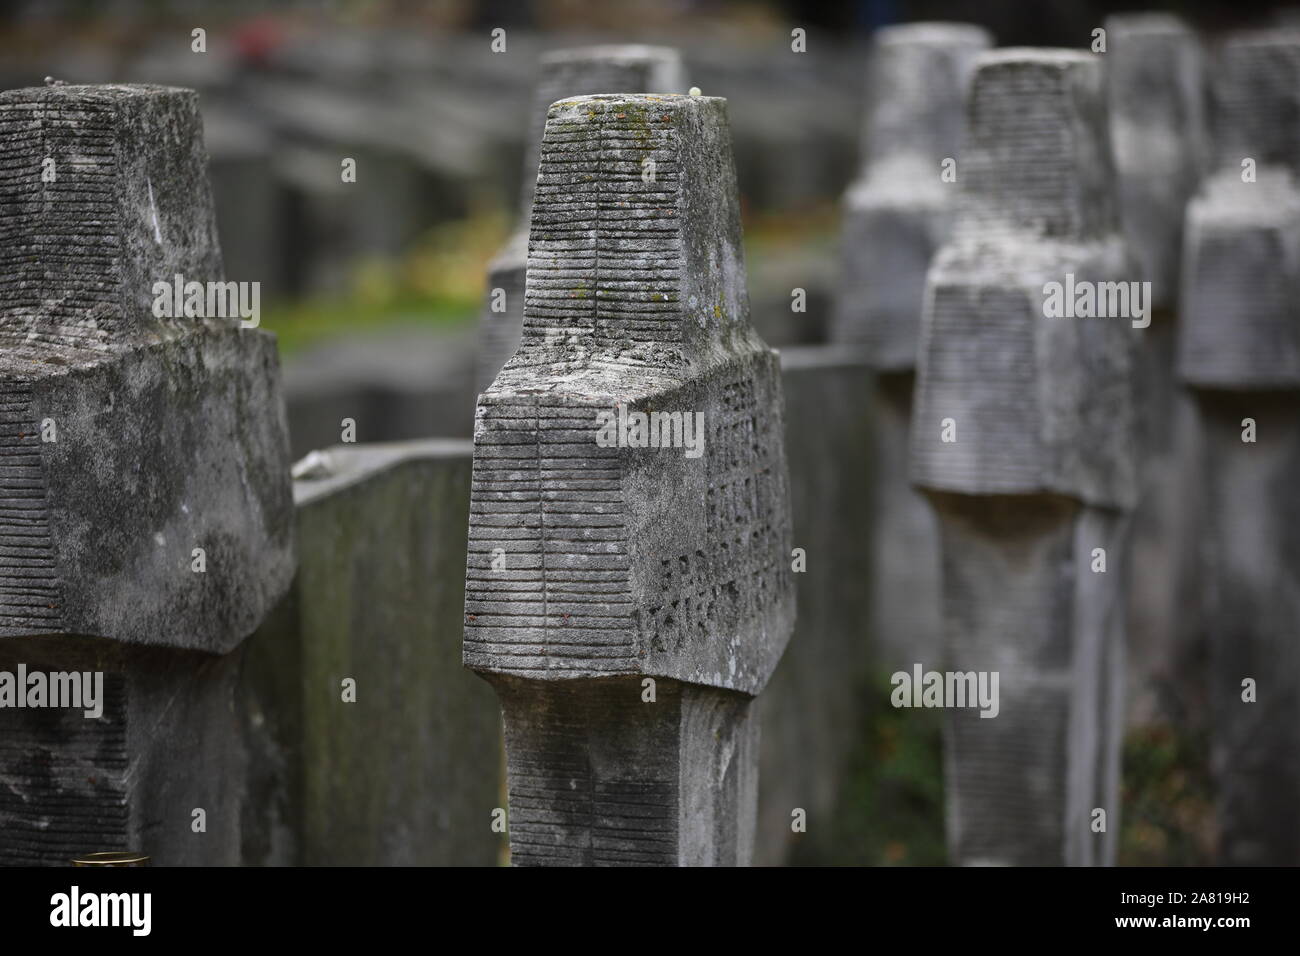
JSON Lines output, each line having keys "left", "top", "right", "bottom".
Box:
{"left": 833, "top": 20, "right": 990, "bottom": 676}
{"left": 1178, "top": 30, "right": 1300, "bottom": 866}
{"left": 910, "top": 50, "right": 1137, "bottom": 866}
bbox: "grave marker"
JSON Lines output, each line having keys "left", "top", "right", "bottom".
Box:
{"left": 911, "top": 51, "right": 1137, "bottom": 866}
{"left": 1105, "top": 13, "right": 1209, "bottom": 727}
{"left": 465, "top": 93, "right": 794, "bottom": 866}
{"left": 834, "top": 23, "right": 990, "bottom": 673}
{"left": 1178, "top": 30, "right": 1300, "bottom": 865}
{"left": 241, "top": 440, "right": 502, "bottom": 866}
{"left": 0, "top": 84, "right": 294, "bottom": 865}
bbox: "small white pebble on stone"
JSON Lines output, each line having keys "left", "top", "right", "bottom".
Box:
{"left": 689, "top": 86, "right": 702, "bottom": 96}
{"left": 291, "top": 450, "right": 335, "bottom": 481}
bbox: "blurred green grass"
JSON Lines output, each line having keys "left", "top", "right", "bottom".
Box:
{"left": 790, "top": 670, "right": 947, "bottom": 866}
{"left": 260, "top": 204, "right": 841, "bottom": 357}
{"left": 793, "top": 674, "right": 1215, "bottom": 866}
{"left": 1119, "top": 724, "right": 1215, "bottom": 865}
{"left": 259, "top": 208, "right": 507, "bottom": 356}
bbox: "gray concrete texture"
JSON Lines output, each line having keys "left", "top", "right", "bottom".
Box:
{"left": 0, "top": 83, "right": 294, "bottom": 864}
{"left": 465, "top": 93, "right": 794, "bottom": 865}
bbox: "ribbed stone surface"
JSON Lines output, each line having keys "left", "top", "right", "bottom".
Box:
{"left": 1177, "top": 30, "right": 1300, "bottom": 865}
{"left": 911, "top": 51, "right": 1136, "bottom": 866}
{"left": 1179, "top": 32, "right": 1300, "bottom": 389}
{"left": 913, "top": 51, "right": 1137, "bottom": 508}
{"left": 0, "top": 636, "right": 246, "bottom": 866}
{"left": 0, "top": 83, "right": 293, "bottom": 866}
{"left": 476, "top": 47, "right": 686, "bottom": 396}
{"left": 466, "top": 93, "right": 793, "bottom": 866}
{"left": 1195, "top": 397, "right": 1300, "bottom": 865}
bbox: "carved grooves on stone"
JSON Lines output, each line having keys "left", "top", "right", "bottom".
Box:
{"left": 0, "top": 93, "right": 118, "bottom": 356}
{"left": 0, "top": 386, "right": 62, "bottom": 632}
{"left": 500, "top": 677, "right": 678, "bottom": 865}
{"left": 1185, "top": 229, "right": 1292, "bottom": 380}
{"left": 939, "top": 496, "right": 1078, "bottom": 864}
{"left": 521, "top": 62, "right": 675, "bottom": 219}
{"left": 963, "top": 62, "right": 1086, "bottom": 239}
{"left": 466, "top": 396, "right": 636, "bottom": 677}
{"left": 0, "top": 669, "right": 127, "bottom": 864}
{"left": 913, "top": 287, "right": 1041, "bottom": 491}
{"left": 1215, "top": 38, "right": 1300, "bottom": 172}
{"left": 521, "top": 99, "right": 683, "bottom": 369}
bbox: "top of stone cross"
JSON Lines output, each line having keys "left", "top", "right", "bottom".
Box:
{"left": 1210, "top": 30, "right": 1300, "bottom": 177}
{"left": 496, "top": 93, "right": 763, "bottom": 397}
{"left": 1103, "top": 13, "right": 1206, "bottom": 310}
{"left": 953, "top": 49, "right": 1117, "bottom": 244}
{"left": 910, "top": 51, "right": 1136, "bottom": 509}
{"left": 862, "top": 22, "right": 991, "bottom": 173}
{"left": 0, "top": 83, "right": 293, "bottom": 652}
{"left": 1105, "top": 15, "right": 1204, "bottom": 130}
{"left": 0, "top": 84, "right": 225, "bottom": 366}
{"left": 1177, "top": 31, "right": 1300, "bottom": 389}
{"left": 517, "top": 47, "right": 686, "bottom": 221}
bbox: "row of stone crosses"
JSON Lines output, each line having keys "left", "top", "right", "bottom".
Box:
{"left": 0, "top": 13, "right": 1294, "bottom": 866}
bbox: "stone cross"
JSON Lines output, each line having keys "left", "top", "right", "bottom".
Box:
{"left": 0, "top": 84, "right": 294, "bottom": 864}
{"left": 464, "top": 93, "right": 794, "bottom": 866}
{"left": 475, "top": 46, "right": 686, "bottom": 397}
{"left": 1104, "top": 13, "right": 1209, "bottom": 728}
{"left": 833, "top": 22, "right": 990, "bottom": 361}
{"left": 1105, "top": 13, "right": 1206, "bottom": 311}
{"left": 1178, "top": 30, "right": 1300, "bottom": 865}
{"left": 833, "top": 22, "right": 990, "bottom": 674}
{"left": 910, "top": 51, "right": 1137, "bottom": 866}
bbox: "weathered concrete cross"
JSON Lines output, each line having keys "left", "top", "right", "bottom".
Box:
{"left": 465, "top": 92, "right": 794, "bottom": 866}
{"left": 0, "top": 83, "right": 294, "bottom": 865}
{"left": 911, "top": 51, "right": 1138, "bottom": 866}
{"left": 1178, "top": 30, "right": 1300, "bottom": 865}
{"left": 834, "top": 21, "right": 990, "bottom": 674}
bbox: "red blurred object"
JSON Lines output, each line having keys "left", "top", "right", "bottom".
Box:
{"left": 234, "top": 17, "right": 283, "bottom": 67}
